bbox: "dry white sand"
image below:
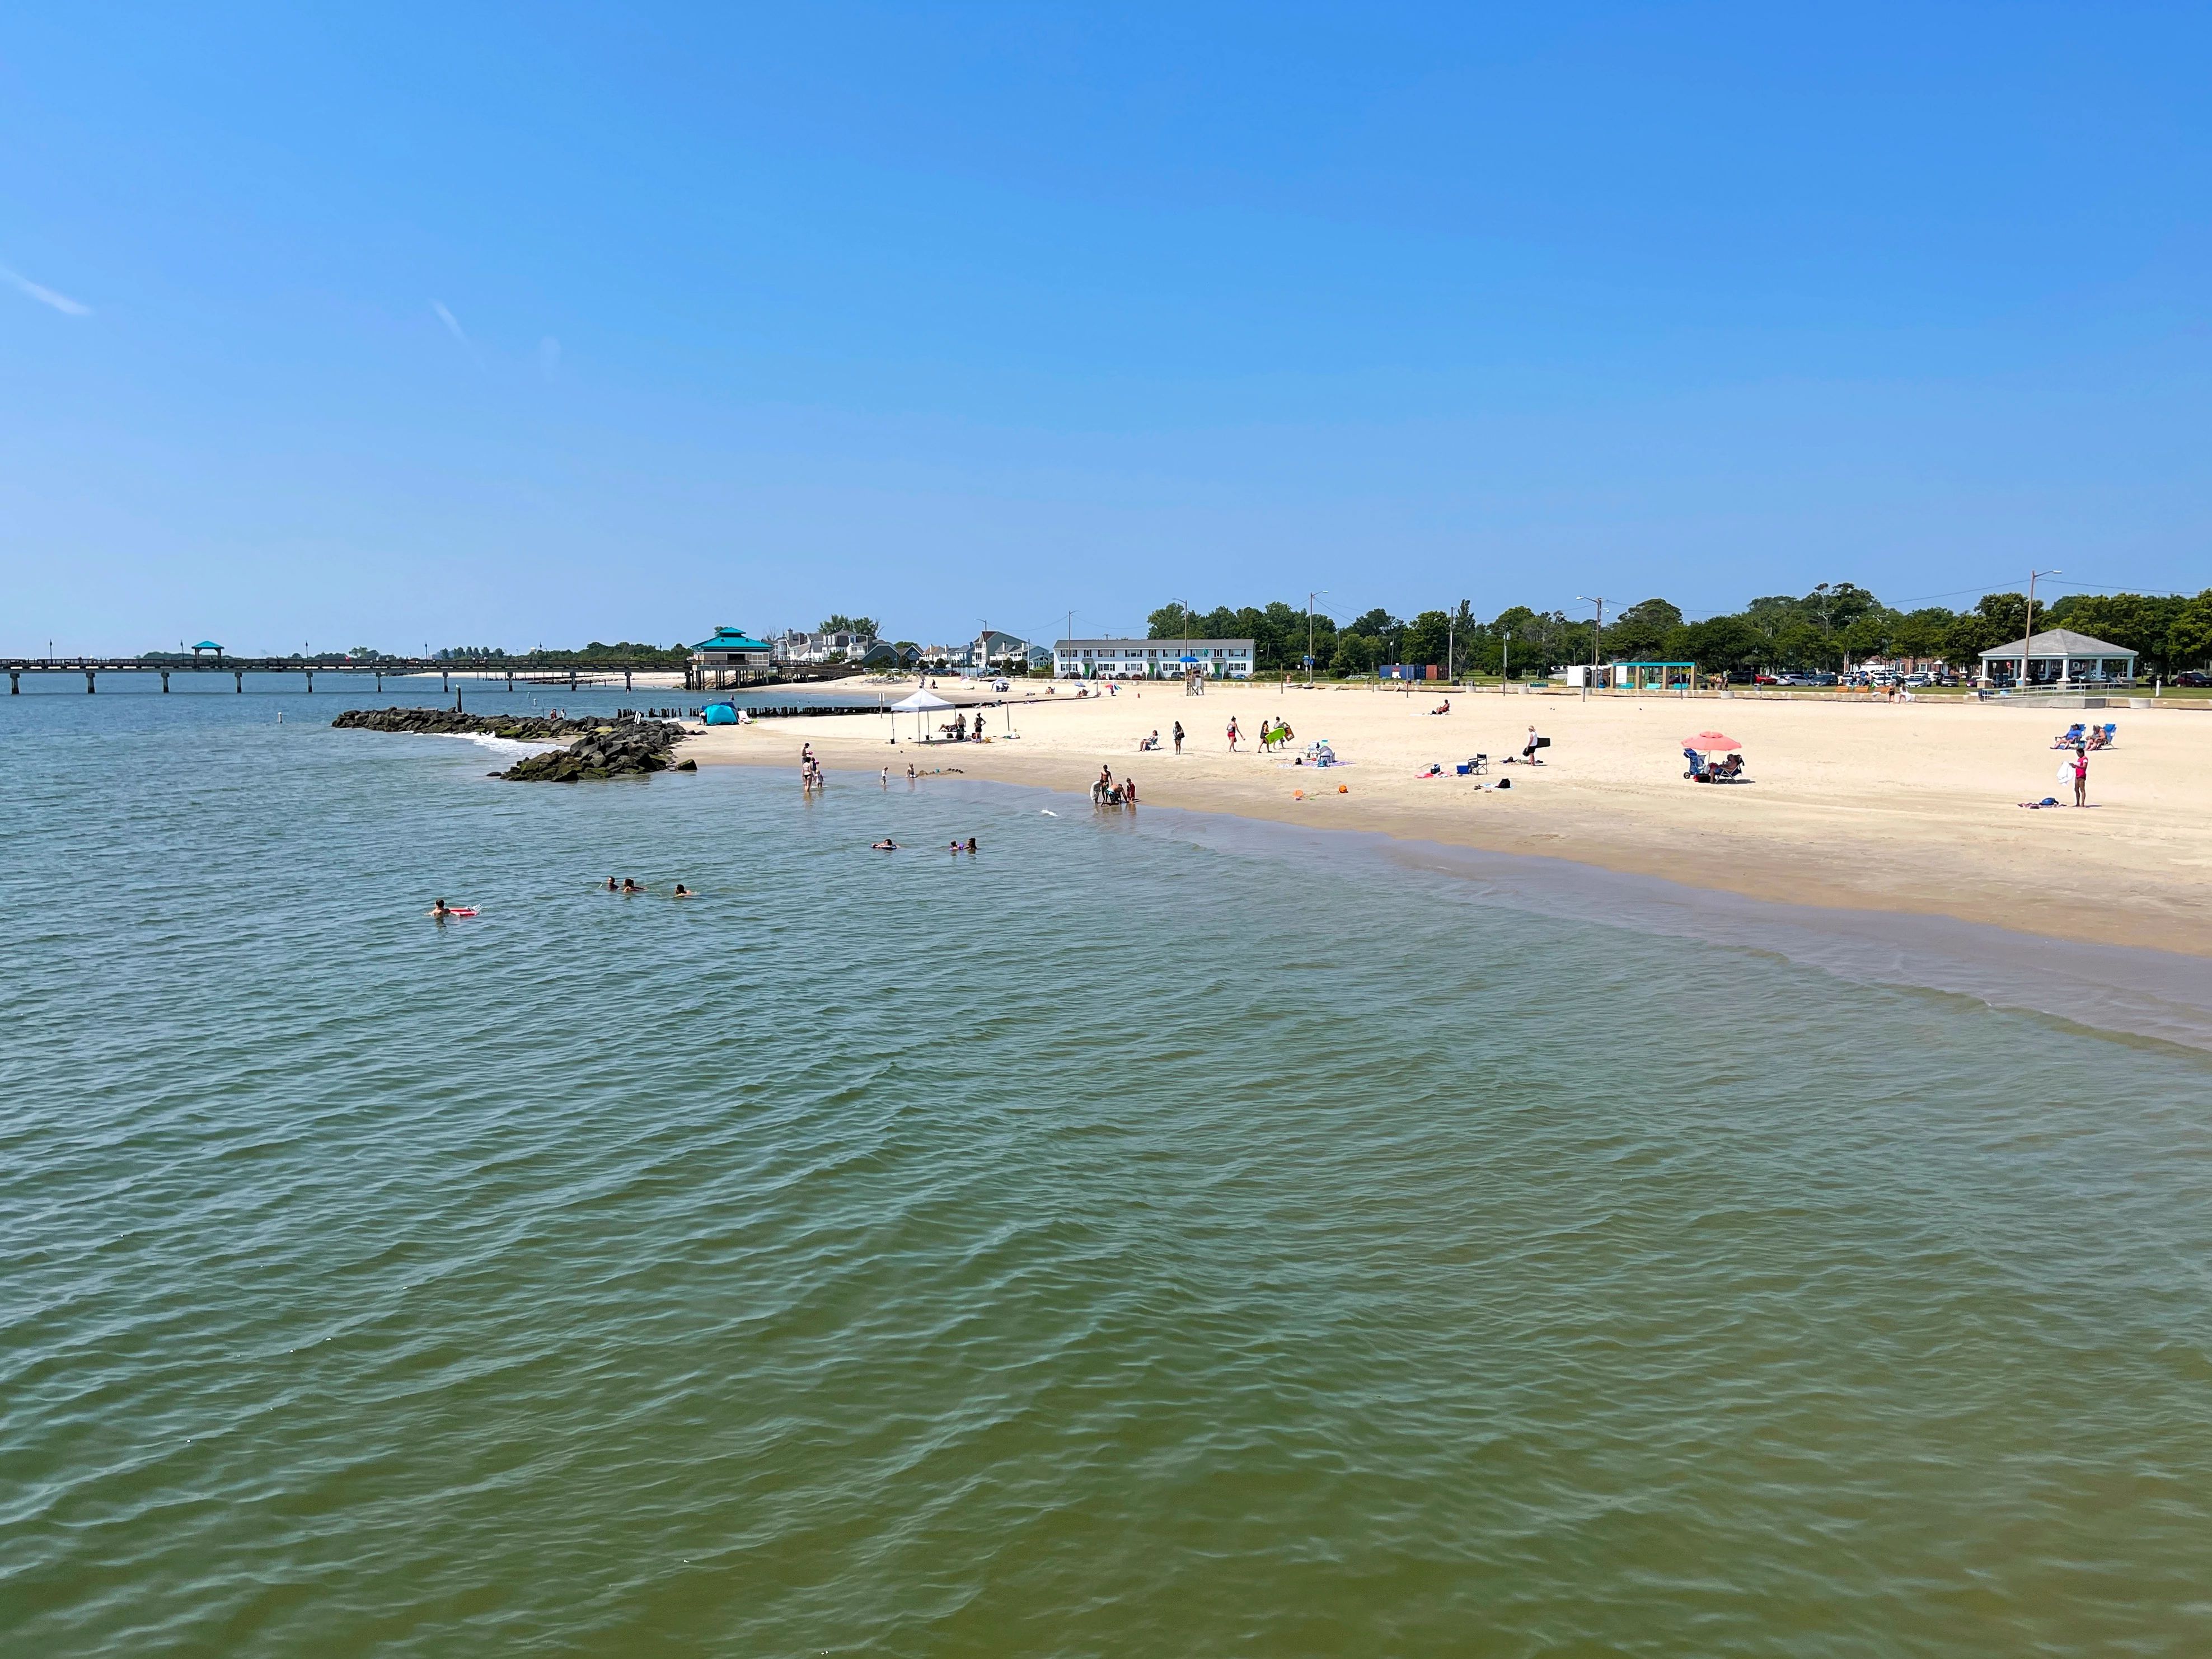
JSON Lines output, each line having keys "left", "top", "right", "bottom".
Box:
{"left": 685, "top": 679, "right": 2212, "bottom": 955}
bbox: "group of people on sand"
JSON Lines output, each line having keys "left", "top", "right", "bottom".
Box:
{"left": 1257, "top": 718, "right": 1295, "bottom": 752}
{"left": 872, "top": 836, "right": 980, "bottom": 853}
{"left": 1093, "top": 765, "right": 1138, "bottom": 806}
{"left": 1137, "top": 720, "right": 1190, "bottom": 754}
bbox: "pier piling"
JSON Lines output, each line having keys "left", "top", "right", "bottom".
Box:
{"left": 8, "top": 671, "right": 17, "bottom": 694}
{"left": 161, "top": 671, "right": 170, "bottom": 692}
{"left": 304, "top": 670, "right": 314, "bottom": 693}
{"left": 235, "top": 670, "right": 243, "bottom": 693}
{"left": 85, "top": 669, "right": 96, "bottom": 693}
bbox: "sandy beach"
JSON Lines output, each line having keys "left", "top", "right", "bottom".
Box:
{"left": 687, "top": 679, "right": 2212, "bottom": 956}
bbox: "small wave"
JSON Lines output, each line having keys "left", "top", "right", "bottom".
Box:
{"left": 451, "top": 733, "right": 563, "bottom": 759}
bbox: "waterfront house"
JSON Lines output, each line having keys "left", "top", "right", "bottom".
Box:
{"left": 1053, "top": 636, "right": 1257, "bottom": 680}
{"left": 690, "top": 626, "right": 774, "bottom": 689}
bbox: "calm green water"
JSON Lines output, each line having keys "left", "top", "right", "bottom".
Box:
{"left": 5, "top": 683, "right": 2211, "bottom": 1656}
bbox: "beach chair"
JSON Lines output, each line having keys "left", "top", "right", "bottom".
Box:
{"left": 2097, "top": 722, "right": 2117, "bottom": 748}
{"left": 2051, "top": 723, "right": 2085, "bottom": 749}
{"left": 1305, "top": 741, "right": 1337, "bottom": 767}
{"left": 1455, "top": 754, "right": 1488, "bottom": 776}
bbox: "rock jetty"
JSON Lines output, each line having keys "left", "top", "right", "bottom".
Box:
{"left": 331, "top": 707, "right": 693, "bottom": 781}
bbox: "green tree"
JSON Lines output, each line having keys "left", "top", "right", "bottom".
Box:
{"left": 2046, "top": 592, "right": 2190, "bottom": 676}
{"left": 1147, "top": 602, "right": 1193, "bottom": 639}
{"left": 820, "top": 615, "right": 878, "bottom": 637}
{"left": 1606, "top": 598, "right": 1684, "bottom": 662}
{"left": 1329, "top": 632, "right": 1377, "bottom": 676}
{"left": 1891, "top": 607, "right": 1955, "bottom": 663}
{"left": 2168, "top": 592, "right": 2212, "bottom": 670}
{"left": 1674, "top": 615, "right": 1763, "bottom": 679}
{"left": 1403, "top": 609, "right": 1452, "bottom": 667}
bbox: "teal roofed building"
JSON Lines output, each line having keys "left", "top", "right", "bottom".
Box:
{"left": 690, "top": 626, "right": 772, "bottom": 689}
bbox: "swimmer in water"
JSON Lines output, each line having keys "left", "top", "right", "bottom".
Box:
{"left": 428, "top": 897, "right": 452, "bottom": 918}
{"left": 621, "top": 878, "right": 641, "bottom": 893}
{"left": 965, "top": 837, "right": 978, "bottom": 854}
{"left": 605, "top": 876, "right": 618, "bottom": 891}
{"left": 871, "top": 838, "right": 899, "bottom": 851}
{"left": 672, "top": 883, "right": 693, "bottom": 897}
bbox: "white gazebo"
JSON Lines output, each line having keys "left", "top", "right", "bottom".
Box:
{"left": 1978, "top": 629, "right": 2137, "bottom": 688}
{"left": 889, "top": 688, "right": 954, "bottom": 742}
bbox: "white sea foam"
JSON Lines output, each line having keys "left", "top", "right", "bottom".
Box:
{"left": 451, "top": 732, "right": 563, "bottom": 758}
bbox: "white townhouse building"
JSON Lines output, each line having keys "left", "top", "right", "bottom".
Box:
{"left": 1054, "top": 636, "right": 1257, "bottom": 679}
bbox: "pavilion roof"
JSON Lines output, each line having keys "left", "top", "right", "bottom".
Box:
{"left": 1978, "top": 629, "right": 2135, "bottom": 659}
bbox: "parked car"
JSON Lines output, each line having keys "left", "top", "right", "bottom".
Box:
{"left": 2175, "top": 671, "right": 2212, "bottom": 687}
{"left": 1752, "top": 672, "right": 1783, "bottom": 686}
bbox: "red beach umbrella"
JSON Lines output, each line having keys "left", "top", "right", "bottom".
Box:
{"left": 1683, "top": 731, "right": 1742, "bottom": 750}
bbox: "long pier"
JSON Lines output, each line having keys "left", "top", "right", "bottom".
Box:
{"left": 3, "top": 655, "right": 674, "bottom": 695}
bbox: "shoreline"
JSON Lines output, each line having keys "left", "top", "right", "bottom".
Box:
{"left": 675, "top": 759, "right": 2212, "bottom": 1054}
{"left": 679, "top": 682, "right": 2212, "bottom": 959}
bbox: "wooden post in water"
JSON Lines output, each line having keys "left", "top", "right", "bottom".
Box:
{"left": 85, "top": 669, "right": 96, "bottom": 693}
{"left": 161, "top": 671, "right": 170, "bottom": 692}
{"left": 235, "top": 670, "right": 243, "bottom": 693}
{"left": 441, "top": 668, "right": 449, "bottom": 693}
{"left": 9, "top": 671, "right": 18, "bottom": 694}
{"left": 304, "top": 669, "right": 314, "bottom": 693}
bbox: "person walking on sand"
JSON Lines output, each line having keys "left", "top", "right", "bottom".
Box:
{"left": 1522, "top": 724, "right": 1543, "bottom": 765}
{"left": 1227, "top": 717, "right": 1240, "bottom": 752}
{"left": 1173, "top": 720, "right": 1184, "bottom": 754}
{"left": 2072, "top": 744, "right": 2089, "bottom": 807}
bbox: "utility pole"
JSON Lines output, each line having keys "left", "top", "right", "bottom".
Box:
{"left": 1577, "top": 597, "right": 1606, "bottom": 698}
{"left": 1501, "top": 627, "right": 1512, "bottom": 691}
{"left": 1307, "top": 591, "right": 1326, "bottom": 682}
{"left": 2023, "top": 569, "right": 2060, "bottom": 688}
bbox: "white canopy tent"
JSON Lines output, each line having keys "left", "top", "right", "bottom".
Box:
{"left": 889, "top": 688, "right": 954, "bottom": 743}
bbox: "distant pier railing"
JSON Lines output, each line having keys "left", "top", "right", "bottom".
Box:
{"left": 5, "top": 656, "right": 678, "bottom": 695}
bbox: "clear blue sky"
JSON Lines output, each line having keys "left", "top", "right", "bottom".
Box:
{"left": 4, "top": 3, "right": 2208, "bottom": 654}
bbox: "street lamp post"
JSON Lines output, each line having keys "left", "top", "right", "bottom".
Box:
{"left": 1577, "top": 597, "right": 1606, "bottom": 699}
{"left": 2023, "top": 569, "right": 2060, "bottom": 687}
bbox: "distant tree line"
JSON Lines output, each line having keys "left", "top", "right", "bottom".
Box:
{"left": 1149, "top": 585, "right": 2212, "bottom": 678}
{"left": 423, "top": 641, "right": 695, "bottom": 666}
